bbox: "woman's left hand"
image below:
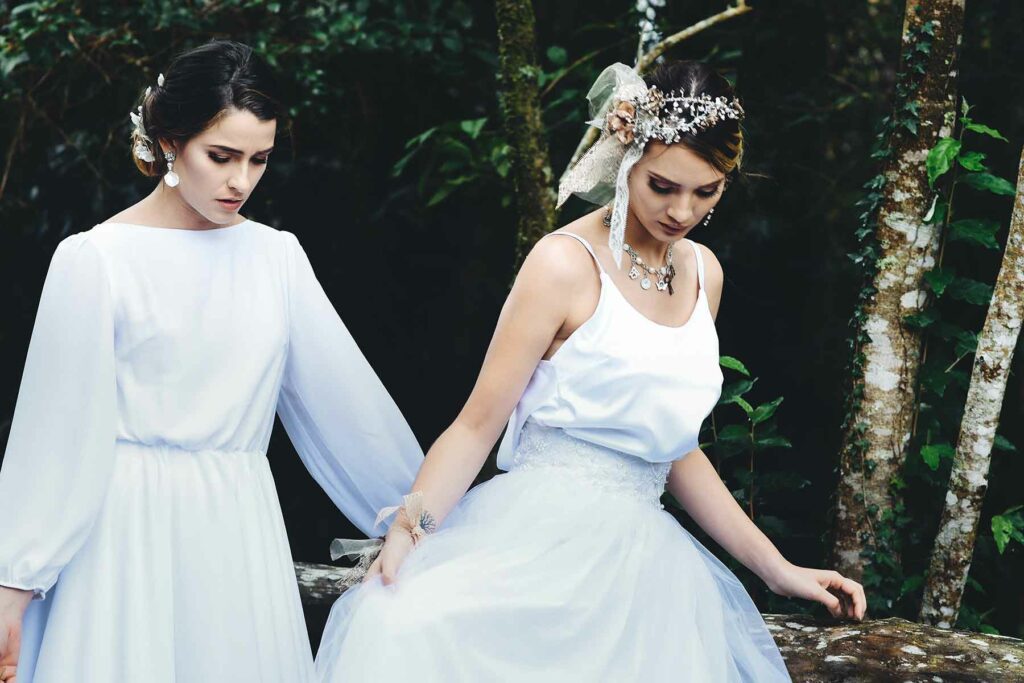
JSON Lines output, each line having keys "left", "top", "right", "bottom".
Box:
{"left": 766, "top": 561, "right": 867, "bottom": 620}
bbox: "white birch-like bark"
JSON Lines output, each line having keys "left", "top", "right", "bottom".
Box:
{"left": 919, "top": 147, "right": 1024, "bottom": 628}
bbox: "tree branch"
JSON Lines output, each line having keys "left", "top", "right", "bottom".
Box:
{"left": 562, "top": 1, "right": 754, "bottom": 174}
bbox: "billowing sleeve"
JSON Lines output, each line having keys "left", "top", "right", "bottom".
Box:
{"left": 276, "top": 232, "right": 423, "bottom": 536}
{"left": 0, "top": 234, "right": 118, "bottom": 599}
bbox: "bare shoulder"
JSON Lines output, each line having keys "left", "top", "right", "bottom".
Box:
{"left": 515, "top": 229, "right": 600, "bottom": 294}
{"left": 693, "top": 241, "right": 724, "bottom": 318}
{"left": 694, "top": 242, "right": 723, "bottom": 285}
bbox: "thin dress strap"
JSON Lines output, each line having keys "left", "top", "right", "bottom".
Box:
{"left": 546, "top": 232, "right": 607, "bottom": 275}
{"left": 686, "top": 239, "right": 706, "bottom": 291}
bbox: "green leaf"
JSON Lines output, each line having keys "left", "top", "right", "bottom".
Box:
{"left": 1, "top": 52, "right": 29, "bottom": 77}
{"left": 717, "top": 424, "right": 751, "bottom": 443}
{"left": 993, "top": 434, "right": 1017, "bottom": 453}
{"left": 546, "top": 46, "right": 567, "bottom": 66}
{"left": 719, "top": 356, "right": 751, "bottom": 376}
{"left": 459, "top": 117, "right": 487, "bottom": 139}
{"left": 899, "top": 574, "right": 924, "bottom": 599}
{"left": 954, "top": 330, "right": 979, "bottom": 357}
{"left": 947, "top": 277, "right": 993, "bottom": 306}
{"left": 904, "top": 308, "right": 939, "bottom": 330}
{"left": 960, "top": 172, "right": 1016, "bottom": 196}
{"left": 735, "top": 397, "right": 754, "bottom": 416}
{"left": 719, "top": 379, "right": 755, "bottom": 405}
{"left": 920, "top": 443, "right": 955, "bottom": 470}
{"left": 754, "top": 435, "right": 792, "bottom": 449}
{"left": 924, "top": 268, "right": 955, "bottom": 296}
{"left": 751, "top": 397, "right": 783, "bottom": 425}
{"left": 957, "top": 151, "right": 987, "bottom": 172}
{"left": 964, "top": 121, "right": 1009, "bottom": 142}
{"left": 991, "top": 510, "right": 1024, "bottom": 554}
{"left": 926, "top": 138, "right": 960, "bottom": 187}
{"left": 949, "top": 219, "right": 1001, "bottom": 250}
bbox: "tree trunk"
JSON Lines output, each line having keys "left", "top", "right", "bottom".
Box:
{"left": 830, "top": 0, "right": 966, "bottom": 582}
{"left": 919, "top": 147, "right": 1024, "bottom": 628}
{"left": 495, "top": 0, "right": 557, "bottom": 270}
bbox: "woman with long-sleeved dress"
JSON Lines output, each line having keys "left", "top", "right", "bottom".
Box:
{"left": 0, "top": 40, "right": 422, "bottom": 683}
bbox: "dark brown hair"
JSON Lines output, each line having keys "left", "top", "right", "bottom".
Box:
{"left": 643, "top": 60, "right": 744, "bottom": 183}
{"left": 131, "top": 40, "right": 286, "bottom": 176}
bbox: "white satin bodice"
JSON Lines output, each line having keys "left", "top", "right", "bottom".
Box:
{"left": 496, "top": 231, "right": 723, "bottom": 469}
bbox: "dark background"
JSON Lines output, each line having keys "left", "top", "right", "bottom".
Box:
{"left": 2, "top": 0, "right": 1023, "bottom": 646}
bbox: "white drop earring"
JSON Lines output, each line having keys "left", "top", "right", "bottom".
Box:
{"left": 702, "top": 206, "right": 715, "bottom": 227}
{"left": 163, "top": 150, "right": 179, "bottom": 187}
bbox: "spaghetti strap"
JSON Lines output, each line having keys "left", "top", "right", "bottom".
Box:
{"left": 546, "top": 231, "right": 606, "bottom": 275}
{"left": 686, "top": 239, "right": 706, "bottom": 291}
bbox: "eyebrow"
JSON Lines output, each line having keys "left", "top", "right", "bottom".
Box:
{"left": 209, "top": 144, "right": 274, "bottom": 155}
{"left": 649, "top": 171, "right": 722, "bottom": 190}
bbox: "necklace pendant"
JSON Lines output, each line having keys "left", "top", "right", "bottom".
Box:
{"left": 629, "top": 265, "right": 640, "bottom": 280}
{"left": 640, "top": 277, "right": 652, "bottom": 290}
{"left": 656, "top": 279, "right": 668, "bottom": 292}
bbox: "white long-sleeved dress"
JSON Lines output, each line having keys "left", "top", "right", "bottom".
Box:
{"left": 0, "top": 219, "right": 423, "bottom": 682}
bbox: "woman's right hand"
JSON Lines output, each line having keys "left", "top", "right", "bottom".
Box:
{"left": 0, "top": 586, "right": 33, "bottom": 682}
{"left": 363, "top": 527, "right": 415, "bottom": 586}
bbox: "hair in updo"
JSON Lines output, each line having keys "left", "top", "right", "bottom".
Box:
{"left": 130, "top": 40, "right": 286, "bottom": 177}
{"left": 642, "top": 60, "right": 744, "bottom": 184}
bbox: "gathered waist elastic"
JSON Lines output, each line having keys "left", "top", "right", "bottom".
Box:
{"left": 114, "top": 438, "right": 265, "bottom": 458}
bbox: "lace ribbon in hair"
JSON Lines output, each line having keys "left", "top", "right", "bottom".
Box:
{"left": 556, "top": 63, "right": 651, "bottom": 270}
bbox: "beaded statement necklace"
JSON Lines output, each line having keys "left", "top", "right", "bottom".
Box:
{"left": 603, "top": 206, "right": 676, "bottom": 295}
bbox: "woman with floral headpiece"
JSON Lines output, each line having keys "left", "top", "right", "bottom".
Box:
{"left": 315, "top": 61, "right": 865, "bottom": 682}
{"left": 0, "top": 40, "right": 423, "bottom": 682}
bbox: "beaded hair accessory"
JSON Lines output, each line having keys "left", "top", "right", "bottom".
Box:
{"left": 558, "top": 63, "right": 743, "bottom": 268}
{"left": 129, "top": 73, "right": 165, "bottom": 163}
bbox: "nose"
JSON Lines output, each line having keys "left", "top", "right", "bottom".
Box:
{"left": 228, "top": 165, "right": 251, "bottom": 196}
{"left": 666, "top": 196, "right": 695, "bottom": 226}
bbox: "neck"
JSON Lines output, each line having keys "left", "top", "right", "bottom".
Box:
{"left": 143, "top": 185, "right": 223, "bottom": 230}
{"left": 624, "top": 207, "right": 671, "bottom": 266}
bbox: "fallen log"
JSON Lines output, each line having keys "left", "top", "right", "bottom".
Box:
{"left": 296, "top": 562, "right": 1024, "bottom": 681}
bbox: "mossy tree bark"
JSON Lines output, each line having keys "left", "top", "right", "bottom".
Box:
{"left": 495, "top": 0, "right": 557, "bottom": 270}
{"left": 830, "top": 0, "right": 966, "bottom": 582}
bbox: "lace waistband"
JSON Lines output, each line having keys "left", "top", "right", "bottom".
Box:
{"left": 509, "top": 421, "right": 671, "bottom": 507}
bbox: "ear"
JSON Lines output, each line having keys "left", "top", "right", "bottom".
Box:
{"left": 157, "top": 139, "right": 178, "bottom": 156}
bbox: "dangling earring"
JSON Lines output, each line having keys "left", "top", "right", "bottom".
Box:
{"left": 163, "top": 150, "right": 179, "bottom": 187}
{"left": 702, "top": 206, "right": 715, "bottom": 227}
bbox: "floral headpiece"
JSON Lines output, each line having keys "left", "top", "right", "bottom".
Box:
{"left": 129, "top": 73, "right": 165, "bottom": 163}
{"left": 558, "top": 63, "right": 744, "bottom": 268}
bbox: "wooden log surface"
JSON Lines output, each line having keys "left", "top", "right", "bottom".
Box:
{"left": 296, "top": 562, "right": 1024, "bottom": 681}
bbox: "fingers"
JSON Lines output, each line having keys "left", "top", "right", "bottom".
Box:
{"left": 814, "top": 585, "right": 842, "bottom": 616}
{"left": 822, "top": 571, "right": 867, "bottom": 620}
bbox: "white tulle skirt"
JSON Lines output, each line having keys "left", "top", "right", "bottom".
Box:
{"left": 315, "top": 421, "right": 791, "bottom": 682}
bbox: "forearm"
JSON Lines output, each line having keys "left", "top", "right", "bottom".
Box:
{"left": 667, "top": 449, "right": 790, "bottom": 587}
{"left": 401, "top": 419, "right": 496, "bottom": 530}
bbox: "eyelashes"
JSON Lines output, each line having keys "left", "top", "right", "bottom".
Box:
{"left": 649, "top": 180, "right": 674, "bottom": 195}
{"left": 207, "top": 153, "right": 269, "bottom": 165}
{"left": 647, "top": 178, "right": 719, "bottom": 198}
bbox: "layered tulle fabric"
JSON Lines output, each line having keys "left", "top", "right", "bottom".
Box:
{"left": 0, "top": 221, "right": 423, "bottom": 682}
{"left": 317, "top": 423, "right": 791, "bottom": 682}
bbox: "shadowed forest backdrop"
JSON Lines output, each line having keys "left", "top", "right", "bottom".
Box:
{"left": 2, "top": 0, "right": 1023, "bottom": 649}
